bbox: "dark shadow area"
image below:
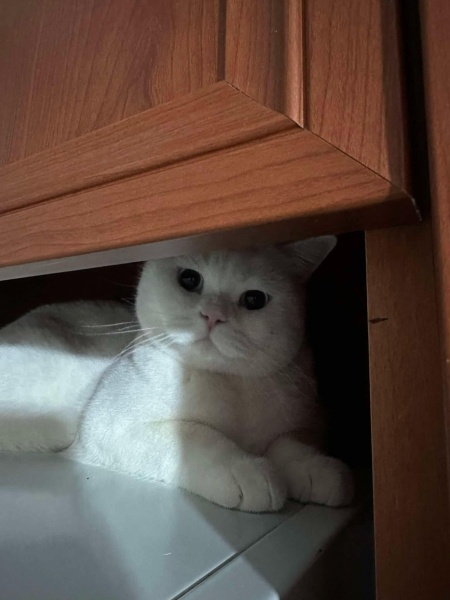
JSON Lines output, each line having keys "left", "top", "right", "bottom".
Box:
{"left": 296, "top": 504, "right": 375, "bottom": 600}
{"left": 383, "top": 0, "right": 431, "bottom": 205}
{"left": 308, "top": 232, "right": 371, "bottom": 469}
{"left": 0, "top": 262, "right": 142, "bottom": 328}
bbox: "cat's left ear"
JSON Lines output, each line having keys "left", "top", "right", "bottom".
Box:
{"left": 281, "top": 235, "right": 337, "bottom": 280}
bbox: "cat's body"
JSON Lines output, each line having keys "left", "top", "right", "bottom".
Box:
{"left": 0, "top": 239, "right": 353, "bottom": 511}
{"left": 0, "top": 301, "right": 134, "bottom": 452}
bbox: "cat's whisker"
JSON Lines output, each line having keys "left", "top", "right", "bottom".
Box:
{"left": 81, "top": 330, "right": 141, "bottom": 337}
{"left": 81, "top": 321, "right": 139, "bottom": 329}
{"left": 112, "top": 339, "right": 148, "bottom": 363}
{"left": 79, "top": 318, "right": 187, "bottom": 338}
{"left": 111, "top": 330, "right": 177, "bottom": 363}
{"left": 120, "top": 298, "right": 135, "bottom": 307}
{"left": 112, "top": 337, "right": 172, "bottom": 364}
{"left": 79, "top": 325, "right": 162, "bottom": 337}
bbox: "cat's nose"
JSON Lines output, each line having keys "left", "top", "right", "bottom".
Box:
{"left": 200, "top": 307, "right": 226, "bottom": 330}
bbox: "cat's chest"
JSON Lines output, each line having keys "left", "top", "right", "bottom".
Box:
{"left": 178, "top": 370, "right": 299, "bottom": 453}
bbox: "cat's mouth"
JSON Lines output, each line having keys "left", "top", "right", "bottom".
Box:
{"left": 192, "top": 330, "right": 249, "bottom": 362}
{"left": 194, "top": 334, "right": 216, "bottom": 346}
{"left": 193, "top": 333, "right": 225, "bottom": 355}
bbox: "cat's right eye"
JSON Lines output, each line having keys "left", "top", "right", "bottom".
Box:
{"left": 178, "top": 268, "right": 203, "bottom": 292}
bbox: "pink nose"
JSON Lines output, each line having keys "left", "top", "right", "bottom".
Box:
{"left": 200, "top": 307, "right": 226, "bottom": 330}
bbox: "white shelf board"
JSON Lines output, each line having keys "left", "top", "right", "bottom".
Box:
{"left": 0, "top": 453, "right": 366, "bottom": 600}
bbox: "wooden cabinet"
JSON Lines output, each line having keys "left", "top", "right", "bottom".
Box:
{"left": 0, "top": 2, "right": 448, "bottom": 598}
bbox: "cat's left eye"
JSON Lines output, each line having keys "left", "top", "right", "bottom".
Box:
{"left": 178, "top": 268, "right": 203, "bottom": 292}
{"left": 240, "top": 290, "right": 269, "bottom": 310}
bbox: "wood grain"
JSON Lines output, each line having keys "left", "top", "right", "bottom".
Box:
{"left": 0, "top": 129, "right": 416, "bottom": 278}
{"left": 0, "top": 0, "right": 221, "bottom": 165}
{"left": 0, "top": 1, "right": 43, "bottom": 168}
{"left": 225, "top": 0, "right": 303, "bottom": 124}
{"left": 304, "top": 0, "right": 409, "bottom": 188}
{"left": 420, "top": 0, "right": 450, "bottom": 477}
{"left": 0, "top": 82, "right": 294, "bottom": 214}
{"left": 0, "top": 200, "right": 416, "bottom": 283}
{"left": 366, "top": 224, "right": 450, "bottom": 600}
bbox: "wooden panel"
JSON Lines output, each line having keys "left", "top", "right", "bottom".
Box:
{"left": 0, "top": 129, "right": 416, "bottom": 278}
{"left": 0, "top": 0, "right": 221, "bottom": 165}
{"left": 0, "top": 83, "right": 294, "bottom": 214}
{"left": 420, "top": 0, "right": 450, "bottom": 472}
{"left": 304, "top": 0, "right": 408, "bottom": 188}
{"left": 0, "top": 1, "right": 43, "bottom": 168}
{"left": 366, "top": 224, "right": 450, "bottom": 600}
{"left": 225, "top": 0, "right": 303, "bottom": 124}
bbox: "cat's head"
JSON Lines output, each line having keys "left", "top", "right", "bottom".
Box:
{"left": 135, "top": 236, "right": 336, "bottom": 376}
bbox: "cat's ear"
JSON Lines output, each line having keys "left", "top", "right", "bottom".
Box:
{"left": 281, "top": 235, "right": 337, "bottom": 280}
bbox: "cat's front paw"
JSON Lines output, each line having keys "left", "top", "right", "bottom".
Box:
{"left": 286, "top": 455, "right": 354, "bottom": 507}
{"left": 231, "top": 456, "right": 287, "bottom": 512}
{"left": 200, "top": 456, "right": 287, "bottom": 512}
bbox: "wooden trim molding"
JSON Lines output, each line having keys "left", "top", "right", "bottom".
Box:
{"left": 0, "top": 124, "right": 416, "bottom": 277}
{"left": 304, "top": 0, "right": 409, "bottom": 190}
{"left": 0, "top": 128, "right": 417, "bottom": 276}
{"left": 225, "top": 0, "right": 304, "bottom": 124}
{"left": 0, "top": 83, "right": 294, "bottom": 214}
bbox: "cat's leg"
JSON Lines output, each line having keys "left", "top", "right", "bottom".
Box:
{"left": 266, "top": 434, "right": 354, "bottom": 507}
{"left": 138, "top": 421, "right": 287, "bottom": 512}
{"left": 85, "top": 420, "right": 287, "bottom": 512}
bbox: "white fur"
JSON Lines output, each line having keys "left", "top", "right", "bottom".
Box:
{"left": 0, "top": 301, "right": 134, "bottom": 451}
{"left": 0, "top": 237, "right": 353, "bottom": 511}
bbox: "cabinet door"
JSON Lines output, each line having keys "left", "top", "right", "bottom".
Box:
{"left": 0, "top": 0, "right": 416, "bottom": 279}
{"left": 0, "top": 0, "right": 221, "bottom": 164}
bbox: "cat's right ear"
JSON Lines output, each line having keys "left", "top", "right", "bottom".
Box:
{"left": 280, "top": 235, "right": 337, "bottom": 280}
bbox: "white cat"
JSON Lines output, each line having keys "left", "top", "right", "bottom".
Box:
{"left": 0, "top": 237, "right": 353, "bottom": 512}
